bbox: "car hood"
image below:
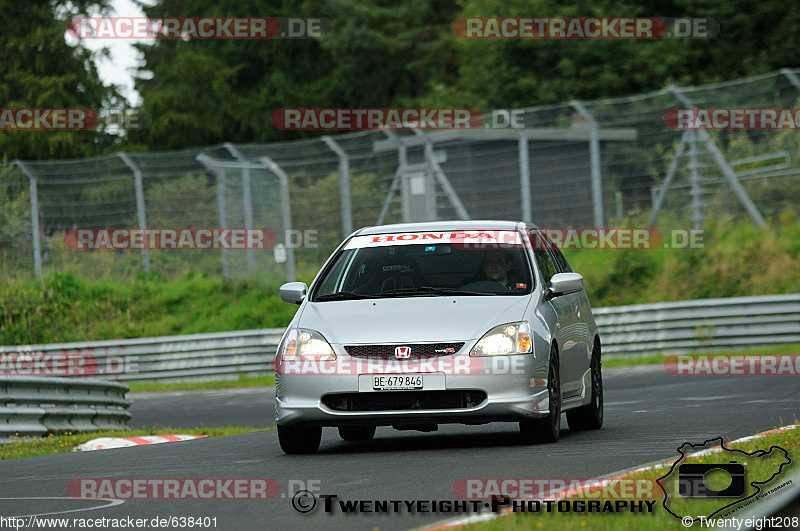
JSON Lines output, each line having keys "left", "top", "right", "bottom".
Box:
{"left": 298, "top": 296, "right": 530, "bottom": 344}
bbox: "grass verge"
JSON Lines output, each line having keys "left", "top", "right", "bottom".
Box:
{"left": 127, "top": 374, "right": 275, "bottom": 393}
{"left": 461, "top": 424, "right": 800, "bottom": 530}
{"left": 604, "top": 343, "right": 800, "bottom": 369}
{"left": 0, "top": 426, "right": 271, "bottom": 461}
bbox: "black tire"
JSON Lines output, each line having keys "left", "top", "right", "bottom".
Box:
{"left": 520, "top": 344, "right": 561, "bottom": 444}
{"left": 566, "top": 340, "right": 604, "bottom": 431}
{"left": 338, "top": 426, "right": 376, "bottom": 441}
{"left": 278, "top": 424, "right": 322, "bottom": 454}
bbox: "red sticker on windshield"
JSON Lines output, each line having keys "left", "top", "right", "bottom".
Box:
{"left": 516, "top": 283, "right": 527, "bottom": 289}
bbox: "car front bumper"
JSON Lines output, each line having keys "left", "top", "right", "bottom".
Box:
{"left": 274, "top": 351, "right": 551, "bottom": 427}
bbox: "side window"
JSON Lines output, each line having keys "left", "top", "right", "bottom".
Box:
{"left": 550, "top": 247, "right": 573, "bottom": 273}
{"left": 533, "top": 249, "right": 558, "bottom": 287}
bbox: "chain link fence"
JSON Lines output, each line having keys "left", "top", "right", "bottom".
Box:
{"left": 2, "top": 68, "right": 799, "bottom": 282}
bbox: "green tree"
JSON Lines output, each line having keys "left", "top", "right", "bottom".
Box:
{"left": 426, "top": 0, "right": 800, "bottom": 108}
{"left": 0, "top": 0, "right": 121, "bottom": 159}
{"left": 131, "top": 0, "right": 459, "bottom": 148}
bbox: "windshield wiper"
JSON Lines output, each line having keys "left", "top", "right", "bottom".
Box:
{"left": 380, "top": 286, "right": 495, "bottom": 297}
{"left": 315, "top": 291, "right": 381, "bottom": 301}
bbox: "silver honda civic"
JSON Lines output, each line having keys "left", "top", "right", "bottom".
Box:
{"left": 275, "top": 220, "right": 602, "bottom": 454}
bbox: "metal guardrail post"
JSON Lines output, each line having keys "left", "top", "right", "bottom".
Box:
{"left": 321, "top": 136, "right": 353, "bottom": 237}
{"left": 259, "top": 157, "right": 296, "bottom": 282}
{"left": 118, "top": 152, "right": 151, "bottom": 273}
{"left": 196, "top": 154, "right": 232, "bottom": 281}
{"left": 518, "top": 132, "right": 532, "bottom": 224}
{"left": 570, "top": 101, "right": 605, "bottom": 227}
{"left": 223, "top": 143, "right": 256, "bottom": 272}
{"left": 14, "top": 160, "right": 42, "bottom": 279}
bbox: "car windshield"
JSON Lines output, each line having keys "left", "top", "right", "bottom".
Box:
{"left": 313, "top": 232, "right": 533, "bottom": 300}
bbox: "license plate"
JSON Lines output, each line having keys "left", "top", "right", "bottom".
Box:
{"left": 373, "top": 374, "right": 423, "bottom": 390}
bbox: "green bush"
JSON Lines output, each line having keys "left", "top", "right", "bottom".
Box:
{"left": 565, "top": 216, "right": 800, "bottom": 307}
{"left": 0, "top": 271, "right": 296, "bottom": 345}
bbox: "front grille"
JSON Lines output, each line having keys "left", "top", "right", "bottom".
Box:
{"left": 344, "top": 342, "right": 465, "bottom": 359}
{"left": 321, "top": 390, "right": 487, "bottom": 412}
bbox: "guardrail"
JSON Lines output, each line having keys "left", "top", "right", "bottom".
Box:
{"left": 722, "top": 469, "right": 800, "bottom": 530}
{"left": 594, "top": 293, "right": 800, "bottom": 356}
{"left": 0, "top": 329, "right": 285, "bottom": 383}
{"left": 0, "top": 377, "right": 130, "bottom": 437}
{"left": 0, "top": 294, "right": 798, "bottom": 382}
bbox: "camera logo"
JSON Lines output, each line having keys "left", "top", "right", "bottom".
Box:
{"left": 677, "top": 462, "right": 745, "bottom": 498}
{"left": 658, "top": 437, "right": 791, "bottom": 521}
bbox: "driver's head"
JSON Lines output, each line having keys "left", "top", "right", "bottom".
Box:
{"left": 483, "top": 250, "right": 513, "bottom": 285}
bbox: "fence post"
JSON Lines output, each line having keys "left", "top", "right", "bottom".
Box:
{"left": 668, "top": 85, "right": 766, "bottom": 228}
{"left": 647, "top": 131, "right": 689, "bottom": 227}
{"left": 570, "top": 101, "right": 605, "bottom": 227}
{"left": 118, "top": 152, "right": 151, "bottom": 273}
{"left": 321, "top": 136, "right": 353, "bottom": 237}
{"left": 518, "top": 133, "right": 532, "bottom": 224}
{"left": 196, "top": 154, "right": 232, "bottom": 281}
{"left": 223, "top": 143, "right": 255, "bottom": 272}
{"left": 259, "top": 157, "right": 296, "bottom": 282}
{"left": 697, "top": 129, "right": 767, "bottom": 227}
{"left": 14, "top": 160, "right": 41, "bottom": 279}
{"left": 377, "top": 131, "right": 406, "bottom": 225}
{"left": 410, "top": 129, "right": 470, "bottom": 220}
{"left": 687, "top": 130, "right": 705, "bottom": 230}
{"left": 780, "top": 68, "right": 800, "bottom": 91}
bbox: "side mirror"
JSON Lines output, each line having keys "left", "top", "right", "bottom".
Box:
{"left": 548, "top": 273, "right": 583, "bottom": 299}
{"left": 280, "top": 282, "right": 308, "bottom": 304}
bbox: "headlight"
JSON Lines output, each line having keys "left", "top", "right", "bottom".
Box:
{"left": 470, "top": 321, "right": 532, "bottom": 356}
{"left": 280, "top": 328, "right": 336, "bottom": 361}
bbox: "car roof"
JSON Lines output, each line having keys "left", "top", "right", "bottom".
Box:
{"left": 356, "top": 220, "right": 534, "bottom": 235}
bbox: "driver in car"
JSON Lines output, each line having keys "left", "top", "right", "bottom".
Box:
{"left": 483, "top": 250, "right": 515, "bottom": 289}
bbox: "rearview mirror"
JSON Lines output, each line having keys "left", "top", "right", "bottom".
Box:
{"left": 280, "top": 282, "right": 308, "bottom": 304}
{"left": 548, "top": 273, "right": 583, "bottom": 298}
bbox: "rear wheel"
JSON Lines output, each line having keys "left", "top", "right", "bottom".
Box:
{"left": 278, "top": 424, "right": 322, "bottom": 454}
{"left": 520, "top": 344, "right": 561, "bottom": 443}
{"left": 566, "top": 341, "right": 603, "bottom": 431}
{"left": 338, "top": 426, "right": 376, "bottom": 441}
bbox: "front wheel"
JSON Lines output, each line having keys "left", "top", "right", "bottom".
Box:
{"left": 566, "top": 341, "right": 603, "bottom": 431}
{"left": 520, "top": 344, "right": 561, "bottom": 444}
{"left": 278, "top": 424, "right": 322, "bottom": 454}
